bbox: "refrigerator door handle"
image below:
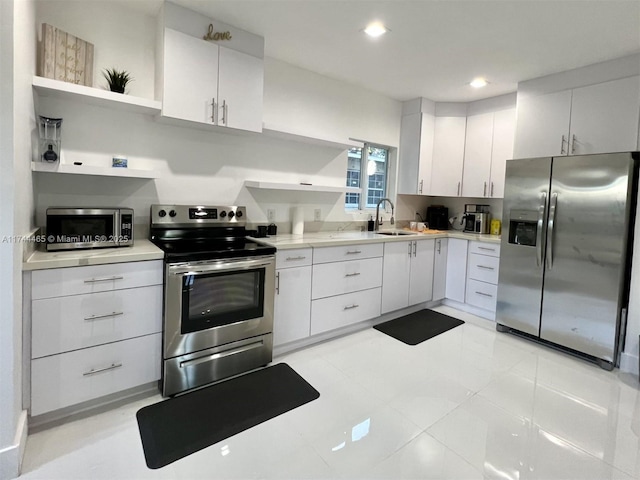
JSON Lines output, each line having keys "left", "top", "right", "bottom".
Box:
{"left": 546, "top": 193, "right": 558, "bottom": 270}
{"left": 536, "top": 192, "right": 547, "bottom": 267}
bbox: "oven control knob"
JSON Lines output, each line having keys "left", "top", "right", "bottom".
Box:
{"left": 235, "top": 210, "right": 243, "bottom": 218}
{"left": 220, "top": 211, "right": 227, "bottom": 218}
{"left": 169, "top": 210, "right": 177, "bottom": 218}
{"left": 158, "top": 209, "right": 167, "bottom": 217}
{"left": 228, "top": 211, "right": 235, "bottom": 219}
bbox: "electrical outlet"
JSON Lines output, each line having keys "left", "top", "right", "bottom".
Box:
{"left": 267, "top": 209, "right": 275, "bottom": 222}
{"left": 314, "top": 208, "right": 322, "bottom": 222}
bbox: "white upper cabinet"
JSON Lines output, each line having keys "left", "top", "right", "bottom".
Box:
{"left": 514, "top": 76, "right": 640, "bottom": 158}
{"left": 569, "top": 76, "right": 639, "bottom": 155}
{"left": 489, "top": 108, "right": 516, "bottom": 198}
{"left": 462, "top": 108, "right": 516, "bottom": 198}
{"left": 461, "top": 112, "right": 493, "bottom": 197}
{"left": 162, "top": 28, "right": 219, "bottom": 124}
{"left": 398, "top": 112, "right": 435, "bottom": 195}
{"left": 430, "top": 116, "right": 467, "bottom": 196}
{"left": 162, "top": 28, "right": 263, "bottom": 133}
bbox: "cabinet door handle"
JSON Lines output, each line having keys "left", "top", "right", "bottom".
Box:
{"left": 457, "top": 182, "right": 461, "bottom": 196}
{"left": 346, "top": 250, "right": 362, "bottom": 255}
{"left": 83, "top": 363, "right": 123, "bottom": 376}
{"left": 475, "top": 291, "right": 493, "bottom": 298}
{"left": 408, "top": 242, "right": 412, "bottom": 256}
{"left": 84, "top": 312, "right": 124, "bottom": 321}
{"left": 286, "top": 256, "right": 306, "bottom": 261}
{"left": 437, "top": 239, "right": 441, "bottom": 254}
{"left": 221, "top": 100, "right": 227, "bottom": 125}
{"left": 477, "top": 265, "right": 495, "bottom": 270}
{"left": 560, "top": 135, "right": 566, "bottom": 154}
{"left": 343, "top": 304, "right": 359, "bottom": 310}
{"left": 571, "top": 134, "right": 577, "bottom": 154}
{"left": 477, "top": 246, "right": 496, "bottom": 252}
{"left": 211, "top": 97, "right": 216, "bottom": 123}
{"left": 345, "top": 272, "right": 361, "bottom": 277}
{"left": 491, "top": 182, "right": 494, "bottom": 197}
{"left": 419, "top": 179, "right": 423, "bottom": 194}
{"left": 275, "top": 272, "right": 280, "bottom": 295}
{"left": 483, "top": 182, "right": 487, "bottom": 197}
{"left": 412, "top": 241, "right": 417, "bottom": 257}
{"left": 84, "top": 276, "right": 123, "bottom": 283}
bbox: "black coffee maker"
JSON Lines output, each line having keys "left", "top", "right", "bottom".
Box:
{"left": 427, "top": 205, "right": 449, "bottom": 230}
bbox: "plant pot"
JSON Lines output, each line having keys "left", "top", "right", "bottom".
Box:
{"left": 109, "top": 86, "right": 125, "bottom": 94}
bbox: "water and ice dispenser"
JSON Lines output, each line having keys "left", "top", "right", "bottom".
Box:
{"left": 508, "top": 210, "right": 538, "bottom": 246}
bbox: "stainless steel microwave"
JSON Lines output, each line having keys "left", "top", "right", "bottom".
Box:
{"left": 45, "top": 208, "right": 134, "bottom": 251}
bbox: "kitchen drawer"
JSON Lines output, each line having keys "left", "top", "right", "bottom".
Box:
{"left": 31, "top": 333, "right": 161, "bottom": 416}
{"left": 465, "top": 278, "right": 498, "bottom": 312}
{"left": 467, "top": 253, "right": 500, "bottom": 285}
{"left": 310, "top": 288, "right": 382, "bottom": 335}
{"left": 31, "top": 260, "right": 163, "bottom": 300}
{"left": 32, "top": 285, "right": 163, "bottom": 359}
{"left": 276, "top": 248, "right": 312, "bottom": 269}
{"left": 312, "top": 257, "right": 383, "bottom": 299}
{"left": 468, "top": 241, "right": 500, "bottom": 258}
{"left": 313, "top": 243, "right": 383, "bottom": 264}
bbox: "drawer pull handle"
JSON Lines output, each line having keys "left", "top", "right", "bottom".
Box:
{"left": 83, "top": 363, "right": 123, "bottom": 376}
{"left": 179, "top": 341, "right": 264, "bottom": 368}
{"left": 477, "top": 247, "right": 496, "bottom": 252}
{"left": 477, "top": 265, "right": 495, "bottom": 271}
{"left": 343, "top": 304, "right": 359, "bottom": 310}
{"left": 475, "top": 291, "right": 493, "bottom": 298}
{"left": 84, "top": 276, "right": 124, "bottom": 283}
{"left": 286, "top": 256, "right": 306, "bottom": 261}
{"left": 345, "top": 272, "right": 361, "bottom": 277}
{"left": 84, "top": 312, "right": 124, "bottom": 321}
{"left": 346, "top": 250, "right": 362, "bottom": 255}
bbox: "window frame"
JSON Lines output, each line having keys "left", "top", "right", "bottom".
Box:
{"left": 345, "top": 142, "right": 390, "bottom": 211}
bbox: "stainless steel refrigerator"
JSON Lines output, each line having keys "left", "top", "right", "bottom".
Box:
{"left": 496, "top": 152, "right": 638, "bottom": 370}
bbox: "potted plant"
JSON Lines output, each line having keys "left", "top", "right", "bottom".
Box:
{"left": 102, "top": 67, "right": 133, "bottom": 94}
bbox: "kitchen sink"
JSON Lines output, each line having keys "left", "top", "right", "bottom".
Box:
{"left": 376, "top": 230, "right": 417, "bottom": 236}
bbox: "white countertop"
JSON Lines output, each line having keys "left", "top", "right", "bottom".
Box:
{"left": 23, "top": 238, "right": 164, "bottom": 271}
{"left": 250, "top": 229, "right": 501, "bottom": 250}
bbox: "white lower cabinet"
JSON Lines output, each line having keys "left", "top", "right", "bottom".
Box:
{"left": 31, "top": 333, "right": 161, "bottom": 416}
{"left": 382, "top": 239, "right": 435, "bottom": 314}
{"left": 30, "top": 260, "right": 163, "bottom": 416}
{"left": 273, "top": 249, "right": 312, "bottom": 346}
{"left": 432, "top": 238, "right": 448, "bottom": 301}
{"left": 310, "top": 288, "right": 382, "bottom": 335}
{"left": 445, "top": 238, "right": 468, "bottom": 303}
{"left": 310, "top": 243, "right": 383, "bottom": 335}
{"left": 464, "top": 241, "right": 501, "bottom": 314}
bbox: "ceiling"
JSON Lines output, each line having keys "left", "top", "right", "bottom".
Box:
{"left": 132, "top": 0, "right": 640, "bottom": 102}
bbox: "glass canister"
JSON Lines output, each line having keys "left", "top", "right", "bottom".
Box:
{"left": 38, "top": 116, "right": 62, "bottom": 162}
{"left": 490, "top": 219, "right": 502, "bottom": 235}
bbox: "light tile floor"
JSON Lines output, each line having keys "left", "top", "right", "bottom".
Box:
{"left": 20, "top": 305, "right": 640, "bottom": 479}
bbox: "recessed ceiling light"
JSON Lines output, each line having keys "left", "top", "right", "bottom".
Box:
{"left": 470, "top": 78, "right": 488, "bottom": 88}
{"left": 363, "top": 22, "right": 389, "bottom": 38}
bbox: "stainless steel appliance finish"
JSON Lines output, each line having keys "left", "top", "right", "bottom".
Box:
{"left": 463, "top": 204, "right": 491, "bottom": 234}
{"left": 46, "top": 207, "right": 133, "bottom": 251}
{"left": 150, "top": 204, "right": 277, "bottom": 396}
{"left": 496, "top": 152, "right": 638, "bottom": 369}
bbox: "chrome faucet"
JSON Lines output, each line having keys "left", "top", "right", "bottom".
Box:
{"left": 375, "top": 198, "right": 395, "bottom": 231}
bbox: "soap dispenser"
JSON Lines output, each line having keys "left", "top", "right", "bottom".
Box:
{"left": 367, "top": 215, "right": 375, "bottom": 232}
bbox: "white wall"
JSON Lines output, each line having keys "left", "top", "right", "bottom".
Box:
{"left": 32, "top": 2, "right": 403, "bottom": 232}
{"left": 1, "top": 0, "right": 34, "bottom": 477}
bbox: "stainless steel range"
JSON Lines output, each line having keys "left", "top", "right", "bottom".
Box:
{"left": 150, "top": 204, "right": 276, "bottom": 396}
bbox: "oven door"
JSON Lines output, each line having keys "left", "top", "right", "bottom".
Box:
{"left": 164, "top": 255, "right": 275, "bottom": 359}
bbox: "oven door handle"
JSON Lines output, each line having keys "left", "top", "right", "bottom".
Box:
{"left": 179, "top": 340, "right": 264, "bottom": 368}
{"left": 169, "top": 256, "right": 275, "bottom": 276}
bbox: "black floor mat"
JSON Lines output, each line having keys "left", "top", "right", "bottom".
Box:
{"left": 136, "top": 363, "right": 319, "bottom": 469}
{"left": 374, "top": 309, "right": 464, "bottom": 345}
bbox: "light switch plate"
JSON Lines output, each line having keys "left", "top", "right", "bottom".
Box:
{"left": 314, "top": 208, "right": 322, "bottom": 222}
{"left": 267, "top": 209, "right": 275, "bottom": 222}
